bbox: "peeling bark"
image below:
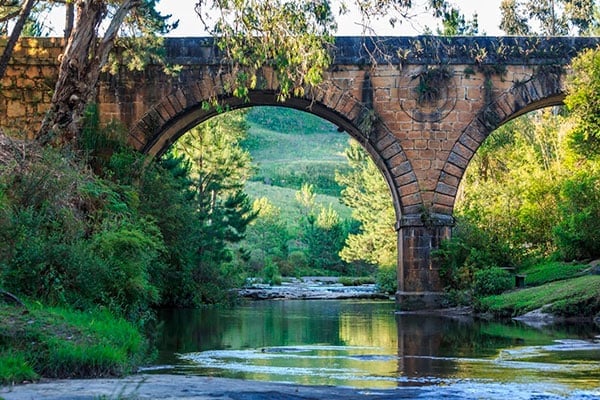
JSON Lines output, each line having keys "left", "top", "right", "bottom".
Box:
{"left": 38, "top": 0, "right": 141, "bottom": 146}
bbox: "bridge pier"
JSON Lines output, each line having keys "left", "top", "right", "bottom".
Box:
{"left": 395, "top": 214, "right": 453, "bottom": 310}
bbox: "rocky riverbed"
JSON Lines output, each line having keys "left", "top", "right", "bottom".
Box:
{"left": 237, "top": 277, "right": 390, "bottom": 300}
{"left": 2, "top": 374, "right": 599, "bottom": 400}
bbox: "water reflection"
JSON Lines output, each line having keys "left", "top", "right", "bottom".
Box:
{"left": 150, "top": 300, "right": 600, "bottom": 390}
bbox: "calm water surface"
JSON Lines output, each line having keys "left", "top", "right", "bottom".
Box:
{"left": 149, "top": 300, "right": 600, "bottom": 395}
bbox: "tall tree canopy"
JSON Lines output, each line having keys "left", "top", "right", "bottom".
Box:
{"left": 335, "top": 140, "right": 396, "bottom": 268}
{"left": 499, "top": 0, "right": 598, "bottom": 35}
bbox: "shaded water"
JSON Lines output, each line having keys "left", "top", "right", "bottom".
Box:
{"left": 149, "top": 300, "right": 600, "bottom": 394}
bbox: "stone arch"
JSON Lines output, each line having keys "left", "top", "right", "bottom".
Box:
{"left": 432, "top": 69, "right": 566, "bottom": 214}
{"left": 128, "top": 84, "right": 421, "bottom": 224}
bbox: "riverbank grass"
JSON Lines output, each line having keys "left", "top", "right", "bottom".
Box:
{"left": 477, "top": 275, "right": 600, "bottom": 317}
{"left": 0, "top": 303, "right": 147, "bottom": 385}
{"left": 519, "top": 261, "right": 589, "bottom": 286}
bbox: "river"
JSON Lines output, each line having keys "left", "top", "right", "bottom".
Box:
{"left": 146, "top": 299, "right": 600, "bottom": 396}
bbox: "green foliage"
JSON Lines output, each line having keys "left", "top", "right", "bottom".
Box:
{"left": 295, "top": 184, "right": 349, "bottom": 273}
{"left": 458, "top": 111, "right": 564, "bottom": 260}
{"left": 553, "top": 167, "right": 600, "bottom": 260}
{"left": 262, "top": 259, "right": 282, "bottom": 286}
{"left": 88, "top": 219, "right": 164, "bottom": 321}
{"left": 169, "top": 111, "right": 257, "bottom": 305}
{"left": 473, "top": 267, "right": 513, "bottom": 297}
{"left": 338, "top": 276, "right": 376, "bottom": 286}
{"left": 477, "top": 275, "right": 600, "bottom": 317}
{"left": 375, "top": 266, "right": 397, "bottom": 295}
{"left": 434, "top": 219, "right": 515, "bottom": 298}
{"left": 198, "top": 0, "right": 335, "bottom": 101}
{"left": 0, "top": 303, "right": 147, "bottom": 381}
{"left": 500, "top": 0, "right": 597, "bottom": 35}
{"left": 415, "top": 66, "right": 452, "bottom": 104}
{"left": 565, "top": 48, "right": 600, "bottom": 157}
{"left": 336, "top": 140, "right": 397, "bottom": 268}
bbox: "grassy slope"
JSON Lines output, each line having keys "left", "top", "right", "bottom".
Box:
{"left": 519, "top": 261, "right": 590, "bottom": 286}
{"left": 478, "top": 260, "right": 600, "bottom": 318}
{"left": 478, "top": 275, "right": 600, "bottom": 318}
{"left": 0, "top": 303, "right": 147, "bottom": 384}
{"left": 243, "top": 107, "right": 351, "bottom": 200}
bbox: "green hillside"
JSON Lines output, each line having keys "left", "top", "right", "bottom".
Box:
{"left": 243, "top": 106, "right": 351, "bottom": 197}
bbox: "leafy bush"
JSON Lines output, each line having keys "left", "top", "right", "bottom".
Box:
{"left": 553, "top": 169, "right": 600, "bottom": 261}
{"left": 435, "top": 219, "right": 515, "bottom": 295}
{"left": 473, "top": 267, "right": 513, "bottom": 297}
{"left": 376, "top": 266, "right": 397, "bottom": 294}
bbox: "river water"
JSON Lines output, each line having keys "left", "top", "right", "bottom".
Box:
{"left": 148, "top": 300, "right": 600, "bottom": 397}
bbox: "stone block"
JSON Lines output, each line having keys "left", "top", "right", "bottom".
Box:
{"left": 447, "top": 151, "right": 469, "bottom": 169}
{"left": 399, "top": 181, "right": 419, "bottom": 196}
{"left": 391, "top": 160, "right": 413, "bottom": 177}
{"left": 6, "top": 101, "right": 25, "bottom": 118}
{"left": 394, "top": 172, "right": 416, "bottom": 187}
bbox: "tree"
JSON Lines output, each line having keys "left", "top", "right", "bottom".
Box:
{"left": 335, "top": 140, "right": 396, "bottom": 268}
{"left": 293, "top": 183, "right": 348, "bottom": 272}
{"left": 0, "top": 0, "right": 36, "bottom": 79}
{"left": 434, "top": 1, "right": 478, "bottom": 36}
{"left": 564, "top": 48, "right": 600, "bottom": 157}
{"left": 173, "top": 111, "right": 257, "bottom": 303}
{"left": 499, "top": 0, "right": 597, "bottom": 35}
{"left": 244, "top": 197, "right": 291, "bottom": 273}
{"left": 37, "top": 0, "right": 175, "bottom": 146}
{"left": 194, "top": 0, "right": 459, "bottom": 103}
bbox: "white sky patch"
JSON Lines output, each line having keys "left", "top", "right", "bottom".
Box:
{"left": 157, "top": 0, "right": 504, "bottom": 37}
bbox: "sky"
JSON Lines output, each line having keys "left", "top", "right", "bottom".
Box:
{"left": 155, "top": 0, "right": 505, "bottom": 37}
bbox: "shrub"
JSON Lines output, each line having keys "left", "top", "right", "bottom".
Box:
{"left": 473, "top": 267, "right": 513, "bottom": 297}
{"left": 376, "top": 266, "right": 397, "bottom": 294}
{"left": 554, "top": 169, "right": 600, "bottom": 260}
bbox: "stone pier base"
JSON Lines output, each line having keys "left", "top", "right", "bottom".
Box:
{"left": 395, "top": 291, "right": 446, "bottom": 311}
{"left": 395, "top": 213, "right": 453, "bottom": 311}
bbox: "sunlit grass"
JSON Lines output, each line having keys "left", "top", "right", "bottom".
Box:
{"left": 0, "top": 303, "right": 147, "bottom": 384}
{"left": 519, "top": 261, "right": 589, "bottom": 286}
{"left": 245, "top": 181, "right": 352, "bottom": 222}
{"left": 478, "top": 275, "right": 600, "bottom": 317}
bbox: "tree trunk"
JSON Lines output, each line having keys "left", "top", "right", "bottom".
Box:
{"left": 37, "top": 0, "right": 140, "bottom": 147}
{"left": 0, "top": 0, "right": 36, "bottom": 80}
{"left": 64, "top": 1, "right": 74, "bottom": 39}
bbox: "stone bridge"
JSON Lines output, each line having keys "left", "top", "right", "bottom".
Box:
{"left": 1, "top": 36, "right": 599, "bottom": 309}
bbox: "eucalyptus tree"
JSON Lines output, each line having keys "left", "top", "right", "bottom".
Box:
{"left": 499, "top": 0, "right": 598, "bottom": 35}
{"left": 193, "top": 0, "right": 462, "bottom": 103}
{"left": 36, "top": 0, "right": 175, "bottom": 146}
{"left": 0, "top": 0, "right": 35, "bottom": 79}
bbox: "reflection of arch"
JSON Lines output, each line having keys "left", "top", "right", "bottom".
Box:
{"left": 432, "top": 70, "right": 565, "bottom": 214}
{"left": 129, "top": 86, "right": 421, "bottom": 223}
